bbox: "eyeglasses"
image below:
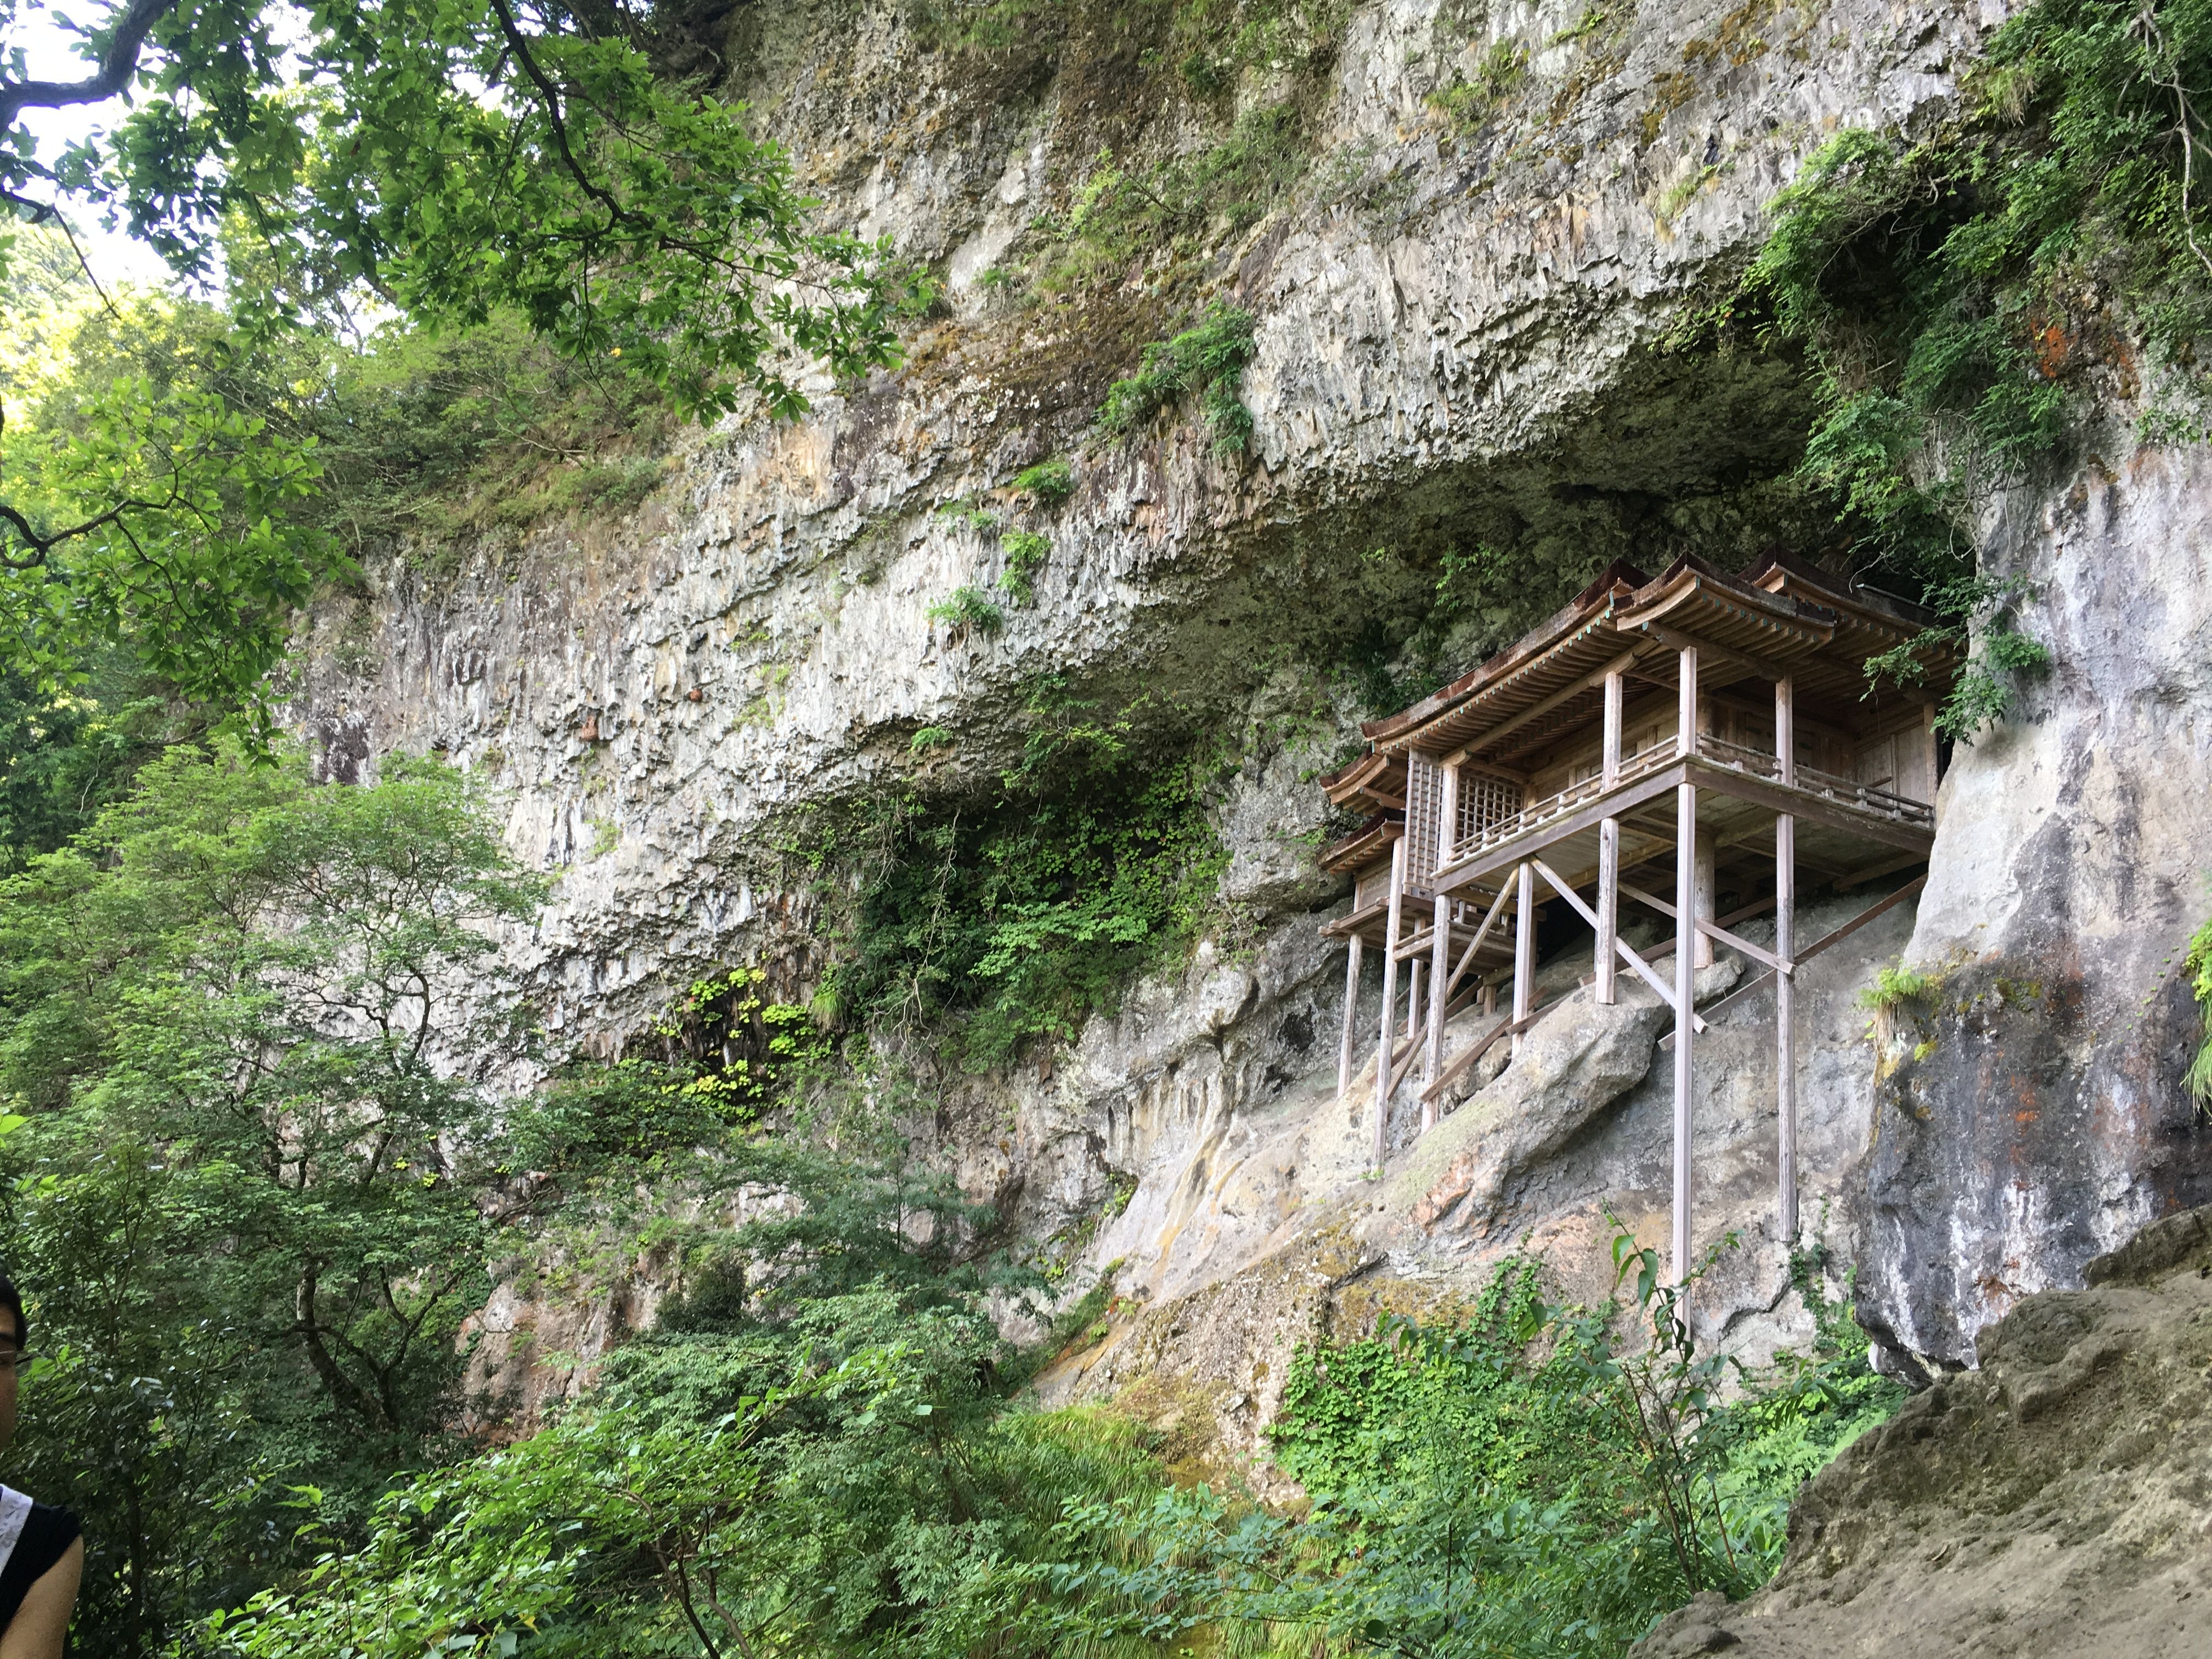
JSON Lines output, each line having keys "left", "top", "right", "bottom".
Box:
{"left": 0, "top": 1351, "right": 32, "bottom": 1374}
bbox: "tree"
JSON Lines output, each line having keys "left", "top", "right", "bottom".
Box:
{"left": 0, "top": 0, "right": 913, "bottom": 707}
{"left": 0, "top": 741, "right": 553, "bottom": 1653}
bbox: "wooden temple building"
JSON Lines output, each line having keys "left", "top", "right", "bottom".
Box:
{"left": 1317, "top": 551, "right": 1954, "bottom": 1278}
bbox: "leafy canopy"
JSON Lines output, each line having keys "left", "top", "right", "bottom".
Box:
{"left": 0, "top": 0, "right": 914, "bottom": 707}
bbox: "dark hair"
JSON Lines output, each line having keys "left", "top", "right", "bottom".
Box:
{"left": 0, "top": 1277, "right": 21, "bottom": 1349}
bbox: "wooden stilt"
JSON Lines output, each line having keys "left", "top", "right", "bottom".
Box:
{"left": 1373, "top": 838, "right": 1406, "bottom": 1172}
{"left": 1336, "top": 935, "right": 1363, "bottom": 1102}
{"left": 1694, "top": 834, "right": 1717, "bottom": 969}
{"left": 1776, "top": 674, "right": 1798, "bottom": 1251}
{"left": 1673, "top": 645, "right": 1699, "bottom": 1285}
{"left": 1511, "top": 861, "right": 1535, "bottom": 1060}
{"left": 1406, "top": 957, "right": 1424, "bottom": 1051}
{"left": 1597, "top": 669, "right": 1623, "bottom": 1006}
{"left": 1425, "top": 766, "right": 1459, "bottom": 1130}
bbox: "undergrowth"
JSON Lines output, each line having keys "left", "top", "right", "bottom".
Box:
{"left": 2185, "top": 907, "right": 2212, "bottom": 1102}
{"left": 1031, "top": 1236, "right": 1900, "bottom": 1657}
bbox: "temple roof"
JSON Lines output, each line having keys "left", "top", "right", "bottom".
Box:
{"left": 1318, "top": 811, "right": 1403, "bottom": 873}
{"left": 1356, "top": 552, "right": 1956, "bottom": 763}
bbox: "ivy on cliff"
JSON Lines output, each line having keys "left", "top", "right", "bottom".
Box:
{"left": 848, "top": 687, "right": 1227, "bottom": 1070}
{"left": 1736, "top": 0, "right": 2212, "bottom": 736}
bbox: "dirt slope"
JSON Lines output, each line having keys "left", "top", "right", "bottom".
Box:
{"left": 1634, "top": 1206, "right": 2212, "bottom": 1658}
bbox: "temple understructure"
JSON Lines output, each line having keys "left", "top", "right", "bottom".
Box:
{"left": 1317, "top": 551, "right": 1956, "bottom": 1278}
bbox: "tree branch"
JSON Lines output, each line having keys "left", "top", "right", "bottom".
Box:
{"left": 0, "top": 0, "right": 182, "bottom": 128}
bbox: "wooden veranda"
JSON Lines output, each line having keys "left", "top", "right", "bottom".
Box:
{"left": 1317, "top": 550, "right": 1955, "bottom": 1278}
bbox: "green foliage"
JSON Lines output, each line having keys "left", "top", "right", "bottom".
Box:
{"left": 2184, "top": 907, "right": 2212, "bottom": 1102}
{"left": 1098, "top": 300, "right": 1258, "bottom": 452}
{"left": 1428, "top": 41, "right": 1530, "bottom": 133}
{"left": 647, "top": 967, "right": 830, "bottom": 1119}
{"left": 1037, "top": 1236, "right": 1899, "bottom": 1658}
{"left": 1039, "top": 105, "right": 1312, "bottom": 296}
{"left": 1740, "top": 0, "right": 2212, "bottom": 733}
{"left": 1859, "top": 963, "right": 1939, "bottom": 1012}
{"left": 0, "top": 287, "right": 330, "bottom": 718}
{"left": 1012, "top": 457, "right": 1076, "bottom": 506}
{"left": 926, "top": 584, "right": 1007, "bottom": 639}
{"left": 200, "top": 1104, "right": 1161, "bottom": 1659}
{"left": 0, "top": 653, "right": 198, "bottom": 872}
{"left": 0, "top": 741, "right": 562, "bottom": 1654}
{"left": 0, "top": 0, "right": 918, "bottom": 703}
{"left": 998, "top": 529, "right": 1053, "bottom": 602}
{"left": 848, "top": 689, "right": 1227, "bottom": 1068}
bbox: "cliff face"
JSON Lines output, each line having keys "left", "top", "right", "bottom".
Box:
{"left": 292, "top": 0, "right": 2211, "bottom": 1429}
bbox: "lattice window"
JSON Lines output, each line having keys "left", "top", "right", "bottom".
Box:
{"left": 1403, "top": 753, "right": 1442, "bottom": 894}
{"left": 1457, "top": 770, "right": 1522, "bottom": 853}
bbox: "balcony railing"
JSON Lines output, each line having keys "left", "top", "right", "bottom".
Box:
{"left": 1441, "top": 731, "right": 1932, "bottom": 867}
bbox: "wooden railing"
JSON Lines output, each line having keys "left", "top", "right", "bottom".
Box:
{"left": 1441, "top": 730, "right": 1931, "bottom": 867}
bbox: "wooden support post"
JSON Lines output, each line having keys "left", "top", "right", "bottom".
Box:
{"left": 1406, "top": 957, "right": 1424, "bottom": 1049}
{"left": 1426, "top": 766, "right": 1459, "bottom": 1129}
{"left": 1694, "top": 837, "right": 1717, "bottom": 969}
{"left": 1597, "top": 669, "right": 1623, "bottom": 1007}
{"left": 1511, "top": 861, "right": 1535, "bottom": 1060}
{"left": 1336, "top": 936, "right": 1363, "bottom": 1102}
{"left": 1673, "top": 645, "right": 1698, "bottom": 1285}
{"left": 1776, "top": 675, "right": 1798, "bottom": 1250}
{"left": 1690, "top": 635, "right": 1715, "bottom": 970}
{"left": 1373, "top": 838, "right": 1405, "bottom": 1172}
{"left": 1482, "top": 980, "right": 1496, "bottom": 1018}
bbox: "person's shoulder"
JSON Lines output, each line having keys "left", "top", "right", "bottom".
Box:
{"left": 16, "top": 1503, "right": 79, "bottom": 1554}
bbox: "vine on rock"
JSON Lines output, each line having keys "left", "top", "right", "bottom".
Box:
{"left": 1735, "top": 0, "right": 2212, "bottom": 736}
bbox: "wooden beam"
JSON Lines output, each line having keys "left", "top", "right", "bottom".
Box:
{"left": 1457, "top": 647, "right": 1644, "bottom": 760}
{"left": 1530, "top": 860, "right": 1708, "bottom": 1031}
{"left": 1446, "top": 880, "right": 1516, "bottom": 1000}
{"left": 1372, "top": 838, "right": 1406, "bottom": 1173}
{"left": 1638, "top": 619, "right": 1801, "bottom": 687}
{"left": 1598, "top": 668, "right": 1623, "bottom": 1007}
{"left": 1833, "top": 849, "right": 1929, "bottom": 890}
{"left": 1425, "top": 772, "right": 1457, "bottom": 1129}
{"left": 1681, "top": 758, "right": 1936, "bottom": 854}
{"left": 1420, "top": 999, "right": 1560, "bottom": 1104}
{"left": 1436, "top": 764, "right": 1685, "bottom": 890}
{"left": 1513, "top": 861, "right": 1536, "bottom": 1060}
{"left": 1776, "top": 674, "right": 1798, "bottom": 1250}
{"left": 1661, "top": 875, "right": 1927, "bottom": 1047}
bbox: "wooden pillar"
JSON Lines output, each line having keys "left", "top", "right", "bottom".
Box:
{"left": 1425, "top": 766, "right": 1460, "bottom": 1130}
{"left": 1776, "top": 674, "right": 1798, "bottom": 1250}
{"left": 1673, "top": 645, "right": 1699, "bottom": 1285}
{"left": 1694, "top": 838, "right": 1717, "bottom": 969}
{"left": 1335, "top": 936, "right": 1363, "bottom": 1102}
{"left": 1406, "top": 957, "right": 1424, "bottom": 1049}
{"left": 1373, "top": 838, "right": 1406, "bottom": 1172}
{"left": 1511, "top": 860, "right": 1535, "bottom": 1060}
{"left": 1596, "top": 669, "right": 1623, "bottom": 1006}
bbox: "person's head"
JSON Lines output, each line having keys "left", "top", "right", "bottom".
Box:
{"left": 0, "top": 1274, "right": 22, "bottom": 1448}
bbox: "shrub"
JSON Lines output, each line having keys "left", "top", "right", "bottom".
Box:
{"left": 1097, "top": 301, "right": 1257, "bottom": 453}
{"left": 1012, "top": 457, "right": 1075, "bottom": 505}
{"left": 926, "top": 585, "right": 1006, "bottom": 639}
{"left": 999, "top": 531, "right": 1052, "bottom": 601}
